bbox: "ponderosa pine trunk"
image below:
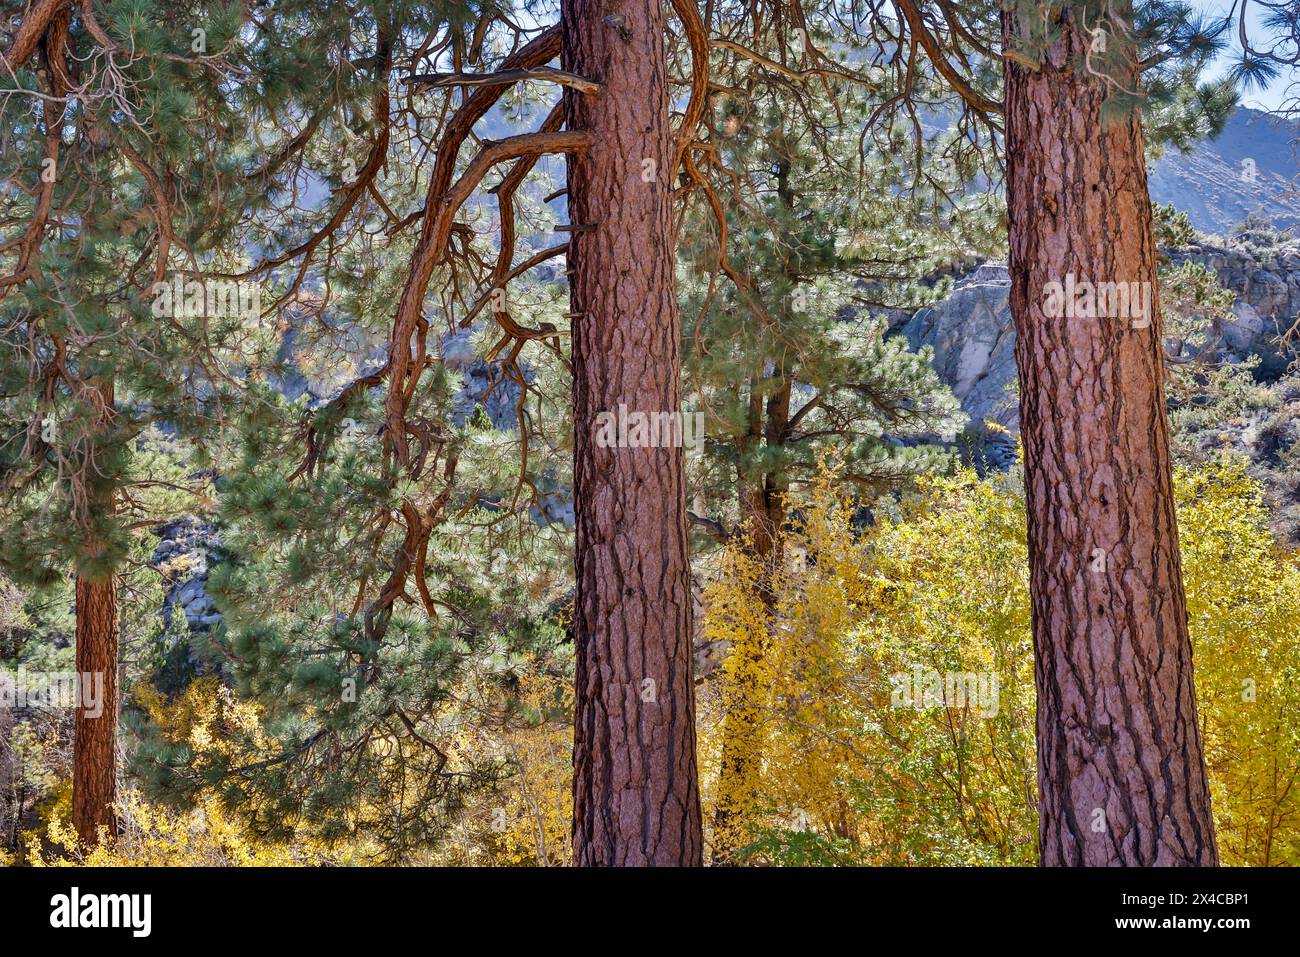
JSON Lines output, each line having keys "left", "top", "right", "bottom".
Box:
{"left": 563, "top": 0, "right": 703, "bottom": 865}
{"left": 1002, "top": 4, "right": 1218, "bottom": 865}
{"left": 73, "top": 569, "right": 117, "bottom": 846}
{"left": 72, "top": 377, "right": 118, "bottom": 847}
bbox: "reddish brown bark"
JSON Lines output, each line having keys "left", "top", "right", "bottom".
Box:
{"left": 1002, "top": 5, "right": 1217, "bottom": 865}
{"left": 73, "top": 568, "right": 118, "bottom": 847}
{"left": 72, "top": 377, "right": 119, "bottom": 847}
{"left": 0, "top": 0, "right": 71, "bottom": 72}
{"left": 564, "top": 0, "right": 703, "bottom": 865}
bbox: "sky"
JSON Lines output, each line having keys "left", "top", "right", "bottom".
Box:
{"left": 1190, "top": 0, "right": 1295, "bottom": 112}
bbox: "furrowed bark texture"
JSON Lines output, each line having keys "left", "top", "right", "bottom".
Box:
{"left": 72, "top": 378, "right": 119, "bottom": 847}
{"left": 563, "top": 0, "right": 703, "bottom": 865}
{"left": 0, "top": 0, "right": 72, "bottom": 72}
{"left": 1002, "top": 6, "right": 1218, "bottom": 865}
{"left": 73, "top": 571, "right": 118, "bottom": 846}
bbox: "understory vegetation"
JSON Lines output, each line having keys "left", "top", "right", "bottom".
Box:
{"left": 6, "top": 453, "right": 1298, "bottom": 866}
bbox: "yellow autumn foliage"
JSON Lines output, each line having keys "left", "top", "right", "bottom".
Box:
{"left": 697, "top": 456, "right": 1300, "bottom": 865}
{"left": 21, "top": 679, "right": 366, "bottom": 865}
{"left": 12, "top": 458, "right": 1296, "bottom": 866}
{"left": 17, "top": 669, "right": 574, "bottom": 867}
{"left": 1178, "top": 464, "right": 1300, "bottom": 865}
{"left": 26, "top": 792, "right": 355, "bottom": 866}
{"left": 430, "top": 671, "right": 573, "bottom": 866}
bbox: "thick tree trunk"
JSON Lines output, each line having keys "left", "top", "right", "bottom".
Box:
{"left": 73, "top": 570, "right": 117, "bottom": 846}
{"left": 0, "top": 0, "right": 72, "bottom": 72}
{"left": 1002, "top": 5, "right": 1217, "bottom": 865}
{"left": 72, "top": 376, "right": 119, "bottom": 847}
{"left": 563, "top": 0, "right": 703, "bottom": 865}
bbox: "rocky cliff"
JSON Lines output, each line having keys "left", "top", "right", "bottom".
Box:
{"left": 902, "top": 233, "right": 1300, "bottom": 448}
{"left": 900, "top": 229, "right": 1300, "bottom": 544}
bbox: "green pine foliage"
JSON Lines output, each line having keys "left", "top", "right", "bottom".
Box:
{"left": 679, "top": 63, "right": 999, "bottom": 533}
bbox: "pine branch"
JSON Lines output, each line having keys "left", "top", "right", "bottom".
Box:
{"left": 405, "top": 66, "right": 600, "bottom": 96}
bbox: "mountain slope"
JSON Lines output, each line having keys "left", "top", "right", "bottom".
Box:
{"left": 1148, "top": 107, "right": 1300, "bottom": 235}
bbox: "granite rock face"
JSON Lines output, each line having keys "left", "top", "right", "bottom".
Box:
{"left": 1166, "top": 238, "right": 1300, "bottom": 376}
{"left": 149, "top": 516, "right": 223, "bottom": 691}
{"left": 901, "top": 103, "right": 1300, "bottom": 452}
{"left": 903, "top": 237, "right": 1300, "bottom": 458}
{"left": 902, "top": 263, "right": 1017, "bottom": 433}
{"left": 441, "top": 326, "right": 530, "bottom": 431}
